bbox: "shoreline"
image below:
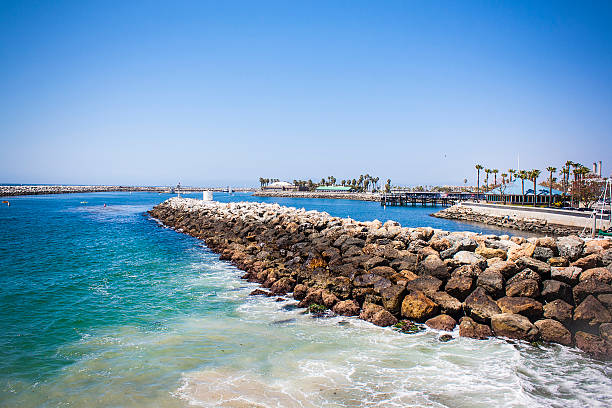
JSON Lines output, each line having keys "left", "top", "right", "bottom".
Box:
{"left": 0, "top": 185, "right": 255, "bottom": 197}
{"left": 149, "top": 197, "right": 612, "bottom": 358}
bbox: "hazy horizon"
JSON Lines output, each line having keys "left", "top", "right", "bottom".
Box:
{"left": 2, "top": 1, "right": 611, "bottom": 187}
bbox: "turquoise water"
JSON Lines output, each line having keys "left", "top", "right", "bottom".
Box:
{"left": 1, "top": 192, "right": 610, "bottom": 407}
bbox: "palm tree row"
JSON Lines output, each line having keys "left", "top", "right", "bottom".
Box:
{"left": 261, "top": 174, "right": 383, "bottom": 192}
{"left": 475, "top": 159, "right": 601, "bottom": 208}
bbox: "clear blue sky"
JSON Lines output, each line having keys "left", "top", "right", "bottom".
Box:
{"left": 1, "top": 0, "right": 611, "bottom": 187}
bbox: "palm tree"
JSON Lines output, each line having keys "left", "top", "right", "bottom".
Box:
{"left": 373, "top": 177, "right": 379, "bottom": 191}
{"left": 492, "top": 169, "right": 499, "bottom": 186}
{"left": 508, "top": 169, "right": 515, "bottom": 182}
{"left": 385, "top": 178, "right": 391, "bottom": 193}
{"left": 530, "top": 169, "right": 541, "bottom": 207}
{"left": 484, "top": 169, "right": 491, "bottom": 192}
{"left": 475, "top": 164, "right": 483, "bottom": 199}
{"left": 518, "top": 170, "right": 528, "bottom": 204}
{"left": 546, "top": 166, "right": 556, "bottom": 207}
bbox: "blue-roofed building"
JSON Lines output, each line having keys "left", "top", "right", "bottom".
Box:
{"left": 484, "top": 179, "right": 565, "bottom": 205}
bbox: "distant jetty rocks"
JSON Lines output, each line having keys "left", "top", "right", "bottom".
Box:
{"left": 150, "top": 198, "right": 612, "bottom": 359}
{"left": 0, "top": 185, "right": 254, "bottom": 197}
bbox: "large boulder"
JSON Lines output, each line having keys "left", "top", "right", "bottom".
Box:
{"left": 533, "top": 246, "right": 555, "bottom": 262}
{"left": 425, "top": 314, "right": 457, "bottom": 331}
{"left": 293, "top": 284, "right": 309, "bottom": 300}
{"left": 364, "top": 256, "right": 388, "bottom": 270}
{"left": 429, "top": 291, "right": 462, "bottom": 317}
{"left": 379, "top": 285, "right": 406, "bottom": 314}
{"left": 573, "top": 295, "right": 612, "bottom": 326}
{"left": 475, "top": 246, "right": 507, "bottom": 260}
{"left": 548, "top": 257, "right": 569, "bottom": 267}
{"left": 515, "top": 257, "right": 551, "bottom": 277}
{"left": 444, "top": 275, "right": 474, "bottom": 301}
{"left": 496, "top": 297, "right": 543, "bottom": 320}
{"left": 270, "top": 277, "right": 296, "bottom": 295}
{"left": 574, "top": 331, "right": 611, "bottom": 359}
{"left": 507, "top": 268, "right": 541, "bottom": 285}
{"left": 401, "top": 290, "right": 439, "bottom": 321}
{"left": 464, "top": 287, "right": 502, "bottom": 323}
{"left": 508, "top": 242, "right": 536, "bottom": 261}
{"left": 572, "top": 279, "right": 612, "bottom": 304}
{"left": 491, "top": 313, "right": 539, "bottom": 341}
{"left": 359, "top": 302, "right": 398, "bottom": 327}
{"left": 579, "top": 267, "right": 612, "bottom": 284}
{"left": 600, "top": 323, "right": 612, "bottom": 344}
{"left": 321, "top": 290, "right": 340, "bottom": 308}
{"left": 534, "top": 319, "right": 572, "bottom": 345}
{"left": 369, "top": 266, "right": 396, "bottom": 278}
{"left": 543, "top": 299, "right": 574, "bottom": 323}
{"left": 540, "top": 280, "right": 573, "bottom": 304}
{"left": 406, "top": 276, "right": 442, "bottom": 296}
{"left": 458, "top": 316, "right": 492, "bottom": 339}
{"left": 332, "top": 299, "right": 360, "bottom": 316}
{"left": 484, "top": 260, "right": 517, "bottom": 280}
{"left": 418, "top": 254, "right": 450, "bottom": 280}
{"left": 556, "top": 235, "right": 584, "bottom": 261}
{"left": 550, "top": 266, "right": 581, "bottom": 285}
{"left": 453, "top": 251, "right": 487, "bottom": 269}
{"left": 572, "top": 254, "right": 601, "bottom": 270}
{"left": 477, "top": 269, "right": 504, "bottom": 298}
{"left": 505, "top": 279, "right": 540, "bottom": 298}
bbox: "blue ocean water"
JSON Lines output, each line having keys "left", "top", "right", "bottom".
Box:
{"left": 1, "top": 192, "right": 610, "bottom": 407}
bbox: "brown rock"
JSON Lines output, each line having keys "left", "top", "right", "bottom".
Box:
{"left": 572, "top": 279, "right": 612, "bottom": 304}
{"left": 321, "top": 290, "right": 340, "bottom": 308}
{"left": 293, "top": 284, "right": 308, "bottom": 300}
{"left": 429, "top": 291, "right": 463, "bottom": 317}
{"left": 600, "top": 323, "right": 612, "bottom": 344}
{"left": 369, "top": 266, "right": 396, "bottom": 278}
{"left": 332, "top": 299, "right": 360, "bottom": 316}
{"left": 451, "top": 264, "right": 481, "bottom": 278}
{"left": 571, "top": 253, "right": 601, "bottom": 270}
{"left": 360, "top": 302, "right": 398, "bottom": 327}
{"left": 515, "top": 256, "right": 551, "bottom": 276}
{"left": 574, "top": 295, "right": 612, "bottom": 326}
{"left": 540, "top": 280, "right": 573, "bottom": 303}
{"left": 464, "top": 287, "right": 502, "bottom": 323}
{"left": 534, "top": 319, "right": 572, "bottom": 345}
{"left": 477, "top": 269, "right": 504, "bottom": 298}
{"left": 476, "top": 246, "right": 507, "bottom": 260}
{"left": 497, "top": 296, "right": 543, "bottom": 320}
{"left": 574, "top": 331, "right": 611, "bottom": 359}
{"left": 445, "top": 275, "right": 473, "bottom": 301}
{"left": 400, "top": 270, "right": 418, "bottom": 281}
{"left": 418, "top": 254, "right": 450, "bottom": 280}
{"left": 484, "top": 260, "right": 517, "bottom": 279}
{"left": 550, "top": 266, "right": 581, "bottom": 285}
{"left": 425, "top": 314, "right": 457, "bottom": 331}
{"left": 598, "top": 294, "right": 612, "bottom": 310}
{"left": 543, "top": 299, "right": 574, "bottom": 323}
{"left": 505, "top": 279, "right": 540, "bottom": 298}
{"left": 507, "top": 268, "right": 542, "bottom": 285}
{"left": 406, "top": 276, "right": 442, "bottom": 296}
{"left": 298, "top": 288, "right": 323, "bottom": 308}
{"left": 508, "top": 242, "right": 536, "bottom": 261}
{"left": 380, "top": 284, "right": 406, "bottom": 314}
{"left": 491, "top": 313, "right": 539, "bottom": 341}
{"left": 270, "top": 277, "right": 296, "bottom": 295}
{"left": 548, "top": 257, "right": 568, "bottom": 267}
{"left": 459, "top": 316, "right": 492, "bottom": 339}
{"left": 401, "top": 290, "right": 439, "bottom": 321}
{"left": 250, "top": 289, "right": 272, "bottom": 297}
{"left": 579, "top": 267, "right": 612, "bottom": 284}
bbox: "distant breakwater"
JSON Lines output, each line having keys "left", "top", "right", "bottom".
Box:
{"left": 253, "top": 191, "right": 380, "bottom": 201}
{"left": 150, "top": 198, "right": 612, "bottom": 358}
{"left": 433, "top": 204, "right": 585, "bottom": 236}
{"left": 0, "top": 185, "right": 255, "bottom": 197}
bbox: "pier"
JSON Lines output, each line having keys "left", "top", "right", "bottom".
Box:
{"left": 381, "top": 191, "right": 471, "bottom": 207}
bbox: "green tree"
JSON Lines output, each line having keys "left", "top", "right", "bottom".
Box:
{"left": 508, "top": 169, "right": 515, "bottom": 182}
{"left": 518, "top": 170, "right": 528, "bottom": 204}
{"left": 484, "top": 168, "right": 491, "bottom": 192}
{"left": 492, "top": 169, "right": 499, "bottom": 186}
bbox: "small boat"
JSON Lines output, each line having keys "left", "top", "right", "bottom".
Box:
{"left": 80, "top": 201, "right": 88, "bottom": 204}
{"left": 2, "top": 200, "right": 9, "bottom": 206}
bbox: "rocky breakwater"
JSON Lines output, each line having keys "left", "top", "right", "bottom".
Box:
{"left": 149, "top": 198, "right": 612, "bottom": 359}
{"left": 433, "top": 204, "right": 581, "bottom": 236}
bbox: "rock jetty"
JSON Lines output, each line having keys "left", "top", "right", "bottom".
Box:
{"left": 0, "top": 185, "right": 254, "bottom": 197}
{"left": 150, "top": 198, "right": 612, "bottom": 358}
{"left": 433, "top": 205, "right": 582, "bottom": 236}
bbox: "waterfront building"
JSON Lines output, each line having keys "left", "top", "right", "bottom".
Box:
{"left": 261, "top": 181, "right": 297, "bottom": 192}
{"left": 484, "top": 179, "right": 564, "bottom": 205}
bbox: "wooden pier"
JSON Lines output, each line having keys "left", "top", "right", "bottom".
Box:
{"left": 381, "top": 192, "right": 469, "bottom": 207}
